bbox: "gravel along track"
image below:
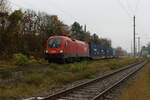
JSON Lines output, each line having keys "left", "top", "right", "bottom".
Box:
{"left": 25, "top": 61, "right": 147, "bottom": 100}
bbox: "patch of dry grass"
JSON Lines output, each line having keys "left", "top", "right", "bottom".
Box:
{"left": 120, "top": 62, "right": 150, "bottom": 100}
{"left": 0, "top": 60, "right": 17, "bottom": 69}
{"left": 0, "top": 57, "right": 142, "bottom": 99}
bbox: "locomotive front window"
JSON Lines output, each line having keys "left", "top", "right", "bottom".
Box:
{"left": 48, "top": 38, "right": 61, "bottom": 48}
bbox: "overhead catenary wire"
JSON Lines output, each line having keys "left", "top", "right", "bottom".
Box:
{"left": 125, "top": 0, "right": 135, "bottom": 15}
{"left": 116, "top": 0, "right": 133, "bottom": 18}
{"left": 116, "top": 0, "right": 141, "bottom": 17}
{"left": 134, "top": 0, "right": 141, "bottom": 15}
{"left": 125, "top": 0, "right": 141, "bottom": 16}
{"left": 116, "top": 0, "right": 142, "bottom": 55}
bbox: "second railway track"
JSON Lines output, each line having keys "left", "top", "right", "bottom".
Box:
{"left": 27, "top": 60, "right": 147, "bottom": 100}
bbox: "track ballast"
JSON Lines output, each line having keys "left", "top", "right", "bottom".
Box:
{"left": 26, "top": 61, "right": 147, "bottom": 100}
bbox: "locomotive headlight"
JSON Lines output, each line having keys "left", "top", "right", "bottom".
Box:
{"left": 60, "top": 50, "right": 63, "bottom": 53}
{"left": 45, "top": 50, "right": 48, "bottom": 53}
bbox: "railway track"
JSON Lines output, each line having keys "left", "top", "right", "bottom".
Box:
{"left": 25, "top": 61, "right": 147, "bottom": 100}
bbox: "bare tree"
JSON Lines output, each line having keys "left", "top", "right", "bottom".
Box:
{"left": 0, "top": 0, "right": 4, "bottom": 5}
{"left": 0, "top": 0, "right": 10, "bottom": 12}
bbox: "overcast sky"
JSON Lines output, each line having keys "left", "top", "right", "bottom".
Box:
{"left": 10, "top": 0, "right": 150, "bottom": 52}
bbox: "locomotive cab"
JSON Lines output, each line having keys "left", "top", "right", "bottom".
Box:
{"left": 45, "top": 36, "right": 65, "bottom": 62}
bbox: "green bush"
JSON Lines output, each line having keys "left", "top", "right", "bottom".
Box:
{"left": 13, "top": 53, "right": 29, "bottom": 66}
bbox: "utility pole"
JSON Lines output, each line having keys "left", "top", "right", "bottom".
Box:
{"left": 138, "top": 37, "right": 140, "bottom": 56}
{"left": 131, "top": 40, "right": 133, "bottom": 56}
{"left": 84, "top": 24, "right": 87, "bottom": 32}
{"left": 133, "top": 16, "right": 136, "bottom": 57}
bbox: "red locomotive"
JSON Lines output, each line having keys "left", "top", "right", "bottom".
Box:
{"left": 44, "top": 36, "right": 89, "bottom": 62}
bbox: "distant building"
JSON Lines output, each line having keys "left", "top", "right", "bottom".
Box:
{"left": 141, "top": 47, "right": 150, "bottom": 57}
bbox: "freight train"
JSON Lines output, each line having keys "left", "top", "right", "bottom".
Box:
{"left": 44, "top": 36, "right": 116, "bottom": 63}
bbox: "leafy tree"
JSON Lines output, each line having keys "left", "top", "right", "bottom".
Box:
{"left": 99, "top": 38, "right": 111, "bottom": 47}
{"left": 2, "top": 10, "right": 23, "bottom": 54}
{"left": 71, "top": 22, "right": 91, "bottom": 42}
{"left": 48, "top": 15, "right": 67, "bottom": 36}
{"left": 146, "top": 42, "right": 150, "bottom": 54}
{"left": 90, "top": 34, "right": 111, "bottom": 47}
{"left": 91, "top": 34, "right": 100, "bottom": 43}
{"left": 83, "top": 31, "right": 91, "bottom": 43}
{"left": 71, "top": 22, "right": 83, "bottom": 39}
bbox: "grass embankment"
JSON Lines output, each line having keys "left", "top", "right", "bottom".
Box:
{"left": 0, "top": 57, "right": 142, "bottom": 99}
{"left": 120, "top": 61, "right": 150, "bottom": 100}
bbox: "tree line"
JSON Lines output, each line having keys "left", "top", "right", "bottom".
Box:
{"left": 0, "top": 0, "right": 123, "bottom": 58}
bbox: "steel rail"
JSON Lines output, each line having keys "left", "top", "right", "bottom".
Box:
{"left": 24, "top": 61, "right": 147, "bottom": 100}
{"left": 39, "top": 60, "right": 146, "bottom": 100}
{"left": 92, "top": 61, "right": 147, "bottom": 100}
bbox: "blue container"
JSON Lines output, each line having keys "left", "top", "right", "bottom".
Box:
{"left": 89, "top": 42, "right": 115, "bottom": 59}
{"left": 106, "top": 48, "right": 114, "bottom": 57}
{"left": 89, "top": 42, "right": 106, "bottom": 59}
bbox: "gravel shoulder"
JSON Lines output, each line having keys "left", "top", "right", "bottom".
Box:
{"left": 119, "top": 62, "right": 150, "bottom": 100}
